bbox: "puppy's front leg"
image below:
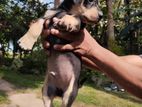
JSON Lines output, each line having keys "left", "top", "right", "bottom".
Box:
{"left": 54, "top": 15, "right": 81, "bottom": 32}
{"left": 18, "top": 19, "right": 44, "bottom": 50}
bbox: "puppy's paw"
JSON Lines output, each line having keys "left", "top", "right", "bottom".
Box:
{"left": 18, "top": 33, "right": 36, "bottom": 50}
{"left": 18, "top": 19, "right": 44, "bottom": 50}
{"left": 54, "top": 15, "right": 81, "bottom": 32}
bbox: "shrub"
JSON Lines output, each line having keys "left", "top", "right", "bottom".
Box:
{"left": 19, "top": 49, "right": 47, "bottom": 74}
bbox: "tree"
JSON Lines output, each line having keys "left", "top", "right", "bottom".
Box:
{"left": 54, "top": 0, "right": 60, "bottom": 8}
{"left": 105, "top": 0, "right": 116, "bottom": 52}
{"left": 0, "top": 0, "right": 48, "bottom": 58}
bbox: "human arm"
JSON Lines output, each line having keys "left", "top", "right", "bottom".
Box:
{"left": 89, "top": 43, "right": 142, "bottom": 99}
{"left": 120, "top": 55, "right": 142, "bottom": 68}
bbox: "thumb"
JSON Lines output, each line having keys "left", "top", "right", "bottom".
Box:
{"left": 53, "top": 44, "right": 75, "bottom": 51}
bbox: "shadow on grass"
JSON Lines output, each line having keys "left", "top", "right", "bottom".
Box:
{"left": 83, "top": 82, "right": 142, "bottom": 104}
{"left": 0, "top": 90, "right": 9, "bottom": 103}
{"left": 0, "top": 67, "right": 44, "bottom": 89}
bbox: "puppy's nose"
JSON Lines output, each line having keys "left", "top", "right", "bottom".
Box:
{"left": 98, "top": 11, "right": 103, "bottom": 20}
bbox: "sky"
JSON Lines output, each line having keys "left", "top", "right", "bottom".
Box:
{"left": 40, "top": 0, "right": 54, "bottom": 8}
{"left": 40, "top": 0, "right": 53, "bottom": 3}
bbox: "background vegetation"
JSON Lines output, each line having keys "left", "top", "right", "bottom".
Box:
{"left": 0, "top": 0, "right": 142, "bottom": 106}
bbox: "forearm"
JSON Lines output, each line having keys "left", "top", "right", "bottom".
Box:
{"left": 120, "top": 55, "right": 142, "bottom": 68}
{"left": 81, "top": 56, "right": 100, "bottom": 71}
{"left": 88, "top": 44, "right": 142, "bottom": 99}
{"left": 83, "top": 55, "right": 142, "bottom": 71}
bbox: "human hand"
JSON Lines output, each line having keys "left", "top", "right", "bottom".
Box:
{"left": 48, "top": 18, "right": 99, "bottom": 57}
{"left": 41, "top": 19, "right": 51, "bottom": 55}
{"left": 42, "top": 17, "right": 99, "bottom": 57}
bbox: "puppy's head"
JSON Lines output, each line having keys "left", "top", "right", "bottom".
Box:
{"left": 70, "top": 0, "right": 103, "bottom": 24}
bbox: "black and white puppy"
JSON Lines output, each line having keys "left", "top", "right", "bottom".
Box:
{"left": 18, "top": 0, "right": 102, "bottom": 107}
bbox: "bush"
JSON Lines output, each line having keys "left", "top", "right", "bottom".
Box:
{"left": 2, "top": 58, "right": 13, "bottom": 67}
{"left": 19, "top": 49, "right": 47, "bottom": 74}
{"left": 108, "top": 40, "right": 125, "bottom": 55}
{"left": 10, "top": 58, "right": 23, "bottom": 71}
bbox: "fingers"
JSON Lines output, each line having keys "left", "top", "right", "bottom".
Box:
{"left": 42, "top": 29, "right": 50, "bottom": 38}
{"left": 50, "top": 29, "right": 81, "bottom": 41}
{"left": 50, "top": 29, "right": 60, "bottom": 35}
{"left": 42, "top": 20, "right": 50, "bottom": 38}
{"left": 53, "top": 17, "right": 60, "bottom": 25}
{"left": 44, "top": 19, "right": 50, "bottom": 28}
{"left": 42, "top": 41, "right": 50, "bottom": 49}
{"left": 42, "top": 41, "right": 50, "bottom": 56}
{"left": 42, "top": 17, "right": 81, "bottom": 41}
{"left": 54, "top": 44, "right": 75, "bottom": 51}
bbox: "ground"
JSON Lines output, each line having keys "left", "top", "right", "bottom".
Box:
{"left": 0, "top": 69, "right": 142, "bottom": 107}
{"left": 0, "top": 79, "right": 45, "bottom": 107}
{"left": 0, "top": 79, "right": 96, "bottom": 107}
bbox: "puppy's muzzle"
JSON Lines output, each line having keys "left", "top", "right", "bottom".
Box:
{"left": 81, "top": 11, "right": 103, "bottom": 24}
{"left": 98, "top": 11, "right": 103, "bottom": 21}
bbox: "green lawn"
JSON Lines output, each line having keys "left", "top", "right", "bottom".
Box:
{"left": 0, "top": 67, "right": 44, "bottom": 89}
{"left": 76, "top": 85, "right": 142, "bottom": 107}
{"left": 0, "top": 67, "right": 142, "bottom": 107}
{"left": 0, "top": 91, "right": 9, "bottom": 104}
{"left": 52, "top": 85, "right": 142, "bottom": 107}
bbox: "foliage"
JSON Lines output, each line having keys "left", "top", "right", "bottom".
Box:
{"left": 0, "top": 67, "right": 43, "bottom": 89}
{"left": 19, "top": 49, "right": 47, "bottom": 74}
{"left": 108, "top": 40, "right": 125, "bottom": 55}
{"left": 10, "top": 58, "right": 23, "bottom": 71}
{"left": 0, "top": 0, "right": 49, "bottom": 57}
{"left": 90, "top": 0, "right": 142, "bottom": 54}
{"left": 0, "top": 91, "right": 9, "bottom": 104}
{"left": 1, "top": 57, "right": 13, "bottom": 66}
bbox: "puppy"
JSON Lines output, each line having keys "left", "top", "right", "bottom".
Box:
{"left": 18, "top": 0, "right": 102, "bottom": 107}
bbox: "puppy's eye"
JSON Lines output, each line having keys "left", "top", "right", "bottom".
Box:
{"left": 88, "top": 0, "right": 94, "bottom": 2}
{"left": 73, "top": 0, "right": 82, "bottom": 4}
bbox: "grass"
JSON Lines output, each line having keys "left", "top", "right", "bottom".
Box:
{"left": 45, "top": 85, "right": 142, "bottom": 107}
{"left": 76, "top": 84, "right": 142, "bottom": 107}
{"left": 0, "top": 67, "right": 44, "bottom": 89}
{"left": 0, "top": 67, "right": 142, "bottom": 107}
{"left": 0, "top": 91, "right": 9, "bottom": 104}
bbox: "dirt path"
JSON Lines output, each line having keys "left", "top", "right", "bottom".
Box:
{"left": 0, "top": 79, "right": 44, "bottom": 107}
{"left": 8, "top": 93, "right": 44, "bottom": 107}
{"left": 0, "top": 79, "right": 15, "bottom": 93}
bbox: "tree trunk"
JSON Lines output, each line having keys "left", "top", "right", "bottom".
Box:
{"left": 124, "top": 0, "right": 134, "bottom": 54}
{"left": 0, "top": 51, "right": 3, "bottom": 66}
{"left": 54, "top": 0, "right": 60, "bottom": 8}
{"left": 106, "top": 0, "right": 115, "bottom": 50}
{"left": 124, "top": 0, "right": 131, "bottom": 24}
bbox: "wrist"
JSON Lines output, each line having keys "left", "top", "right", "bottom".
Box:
{"left": 86, "top": 41, "right": 101, "bottom": 57}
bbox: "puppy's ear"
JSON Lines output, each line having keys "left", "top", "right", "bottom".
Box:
{"left": 73, "top": 0, "right": 83, "bottom": 4}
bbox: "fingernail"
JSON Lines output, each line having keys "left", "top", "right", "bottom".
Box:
{"left": 53, "top": 17, "right": 58, "bottom": 22}
{"left": 53, "top": 45, "right": 57, "bottom": 49}
{"left": 46, "top": 42, "right": 50, "bottom": 47}
{"left": 51, "top": 29, "right": 55, "bottom": 34}
{"left": 55, "top": 30, "right": 59, "bottom": 35}
{"left": 53, "top": 45, "right": 59, "bottom": 49}
{"left": 51, "top": 29, "right": 59, "bottom": 35}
